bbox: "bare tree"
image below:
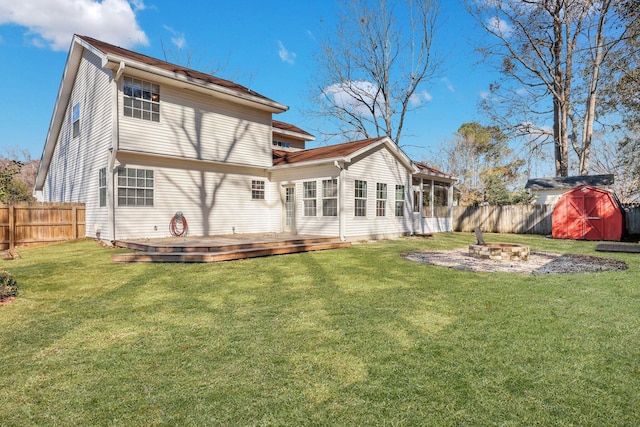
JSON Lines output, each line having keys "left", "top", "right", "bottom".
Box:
{"left": 311, "top": 0, "right": 442, "bottom": 146}
{"left": 468, "top": 0, "right": 633, "bottom": 177}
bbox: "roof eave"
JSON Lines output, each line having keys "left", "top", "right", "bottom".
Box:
{"left": 269, "top": 156, "right": 347, "bottom": 170}
{"left": 103, "top": 55, "right": 288, "bottom": 113}
{"left": 273, "top": 127, "right": 316, "bottom": 141}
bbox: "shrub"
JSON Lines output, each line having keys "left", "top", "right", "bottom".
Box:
{"left": 0, "top": 270, "right": 18, "bottom": 301}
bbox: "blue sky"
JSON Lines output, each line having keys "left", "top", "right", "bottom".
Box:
{"left": 0, "top": 0, "right": 497, "bottom": 165}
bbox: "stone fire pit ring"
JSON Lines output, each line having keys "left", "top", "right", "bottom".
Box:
{"left": 469, "top": 243, "right": 530, "bottom": 261}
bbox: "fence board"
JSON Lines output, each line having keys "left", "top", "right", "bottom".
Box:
{"left": 453, "top": 205, "right": 555, "bottom": 235}
{"left": 454, "top": 204, "right": 640, "bottom": 236}
{"left": 0, "top": 202, "right": 86, "bottom": 250}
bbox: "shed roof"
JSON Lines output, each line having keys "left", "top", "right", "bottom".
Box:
{"left": 525, "top": 174, "right": 615, "bottom": 190}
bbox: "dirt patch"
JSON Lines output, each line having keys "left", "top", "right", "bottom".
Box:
{"left": 402, "top": 249, "right": 627, "bottom": 274}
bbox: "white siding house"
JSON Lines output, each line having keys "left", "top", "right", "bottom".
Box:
{"left": 35, "top": 35, "right": 455, "bottom": 242}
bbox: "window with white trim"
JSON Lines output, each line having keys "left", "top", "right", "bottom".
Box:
{"left": 395, "top": 185, "right": 405, "bottom": 216}
{"left": 99, "top": 168, "right": 107, "bottom": 207}
{"left": 322, "top": 179, "right": 337, "bottom": 217}
{"left": 123, "top": 76, "right": 160, "bottom": 122}
{"left": 376, "top": 183, "right": 387, "bottom": 217}
{"left": 251, "top": 180, "right": 265, "bottom": 200}
{"left": 303, "top": 181, "right": 317, "bottom": 216}
{"left": 72, "top": 103, "right": 80, "bottom": 138}
{"left": 117, "top": 167, "right": 153, "bottom": 206}
{"left": 354, "top": 180, "right": 367, "bottom": 217}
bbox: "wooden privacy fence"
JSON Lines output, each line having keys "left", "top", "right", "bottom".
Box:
{"left": 453, "top": 204, "right": 640, "bottom": 236}
{"left": 0, "top": 202, "right": 86, "bottom": 250}
{"left": 453, "top": 205, "right": 555, "bottom": 235}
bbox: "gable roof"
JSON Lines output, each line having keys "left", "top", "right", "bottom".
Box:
{"left": 525, "top": 174, "right": 615, "bottom": 190}
{"left": 271, "top": 136, "right": 417, "bottom": 172}
{"left": 272, "top": 120, "right": 315, "bottom": 141}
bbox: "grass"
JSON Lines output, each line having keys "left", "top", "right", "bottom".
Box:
{"left": 1, "top": 232, "right": 639, "bottom": 426}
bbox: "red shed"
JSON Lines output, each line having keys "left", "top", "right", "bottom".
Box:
{"left": 552, "top": 185, "right": 624, "bottom": 241}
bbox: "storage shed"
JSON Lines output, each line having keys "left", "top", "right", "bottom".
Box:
{"left": 552, "top": 185, "right": 624, "bottom": 241}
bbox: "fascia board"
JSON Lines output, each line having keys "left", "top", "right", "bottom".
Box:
{"left": 273, "top": 128, "right": 316, "bottom": 141}
{"left": 268, "top": 156, "right": 345, "bottom": 171}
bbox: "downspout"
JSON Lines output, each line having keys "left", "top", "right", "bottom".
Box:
{"left": 109, "top": 62, "right": 124, "bottom": 243}
{"left": 334, "top": 160, "right": 346, "bottom": 241}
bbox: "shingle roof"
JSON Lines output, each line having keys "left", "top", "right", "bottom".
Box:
{"left": 413, "top": 161, "right": 456, "bottom": 180}
{"left": 272, "top": 137, "right": 386, "bottom": 166}
{"left": 76, "top": 34, "right": 278, "bottom": 105}
{"left": 525, "top": 174, "right": 615, "bottom": 190}
{"left": 272, "top": 120, "right": 314, "bottom": 138}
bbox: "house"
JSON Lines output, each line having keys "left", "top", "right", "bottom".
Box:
{"left": 525, "top": 174, "right": 615, "bottom": 205}
{"left": 34, "top": 35, "right": 455, "bottom": 242}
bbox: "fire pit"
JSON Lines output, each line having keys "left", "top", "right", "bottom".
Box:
{"left": 468, "top": 243, "right": 530, "bottom": 261}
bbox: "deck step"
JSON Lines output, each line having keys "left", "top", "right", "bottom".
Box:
{"left": 112, "top": 241, "right": 351, "bottom": 263}
{"left": 114, "top": 236, "right": 343, "bottom": 253}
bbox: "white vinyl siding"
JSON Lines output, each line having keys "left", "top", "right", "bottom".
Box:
{"left": 270, "top": 164, "right": 340, "bottom": 237}
{"left": 343, "top": 145, "right": 413, "bottom": 239}
{"left": 112, "top": 154, "right": 280, "bottom": 239}
{"left": 42, "top": 48, "right": 112, "bottom": 239}
{"left": 119, "top": 83, "right": 273, "bottom": 168}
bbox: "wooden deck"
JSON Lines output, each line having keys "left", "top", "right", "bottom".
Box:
{"left": 112, "top": 234, "right": 351, "bottom": 263}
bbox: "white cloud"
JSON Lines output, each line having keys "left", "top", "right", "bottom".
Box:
{"left": 487, "top": 16, "right": 513, "bottom": 37}
{"left": 277, "top": 40, "right": 296, "bottom": 65}
{"left": 480, "top": 91, "right": 490, "bottom": 100}
{"left": 441, "top": 77, "right": 455, "bottom": 93}
{"left": 0, "top": 0, "right": 148, "bottom": 51}
{"left": 322, "top": 80, "right": 386, "bottom": 117}
{"left": 409, "top": 90, "right": 432, "bottom": 107}
{"left": 164, "top": 25, "right": 186, "bottom": 49}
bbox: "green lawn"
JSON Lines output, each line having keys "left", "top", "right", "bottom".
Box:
{"left": 1, "top": 233, "right": 639, "bottom": 426}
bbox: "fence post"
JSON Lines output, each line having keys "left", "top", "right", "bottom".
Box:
{"left": 8, "top": 205, "right": 15, "bottom": 250}
{"left": 72, "top": 206, "right": 78, "bottom": 240}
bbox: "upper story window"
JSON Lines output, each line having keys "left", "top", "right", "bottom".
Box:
{"left": 123, "top": 76, "right": 160, "bottom": 122}
{"left": 72, "top": 103, "right": 80, "bottom": 138}
{"left": 272, "top": 140, "right": 291, "bottom": 148}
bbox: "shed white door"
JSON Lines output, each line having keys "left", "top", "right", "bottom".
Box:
{"left": 283, "top": 185, "right": 296, "bottom": 233}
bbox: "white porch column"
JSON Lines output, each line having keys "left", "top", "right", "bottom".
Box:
{"left": 448, "top": 183, "right": 454, "bottom": 231}
{"left": 430, "top": 180, "right": 435, "bottom": 218}
{"left": 419, "top": 178, "right": 424, "bottom": 218}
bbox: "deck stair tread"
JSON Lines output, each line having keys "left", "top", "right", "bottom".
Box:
{"left": 112, "top": 239, "right": 350, "bottom": 263}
